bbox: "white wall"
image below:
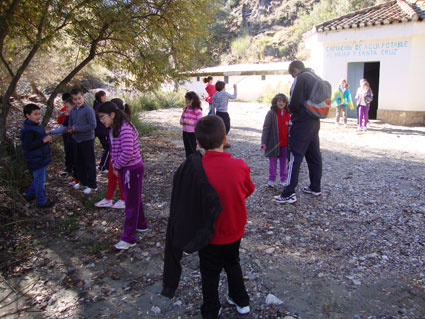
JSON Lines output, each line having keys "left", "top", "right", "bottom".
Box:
{"left": 305, "top": 22, "right": 425, "bottom": 112}
{"left": 181, "top": 74, "right": 293, "bottom": 101}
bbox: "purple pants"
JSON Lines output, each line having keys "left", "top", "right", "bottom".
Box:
{"left": 268, "top": 146, "right": 288, "bottom": 182}
{"left": 358, "top": 105, "right": 370, "bottom": 128}
{"left": 120, "top": 161, "right": 147, "bottom": 244}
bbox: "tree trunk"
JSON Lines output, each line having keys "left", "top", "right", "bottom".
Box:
{"left": 42, "top": 49, "right": 99, "bottom": 126}
{"left": 30, "top": 80, "right": 47, "bottom": 103}
{"left": 0, "top": 44, "right": 41, "bottom": 143}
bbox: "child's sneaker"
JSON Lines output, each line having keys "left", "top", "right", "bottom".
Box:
{"left": 114, "top": 240, "right": 136, "bottom": 250}
{"left": 69, "top": 178, "right": 79, "bottom": 186}
{"left": 22, "top": 192, "right": 35, "bottom": 202}
{"left": 274, "top": 193, "right": 297, "bottom": 204}
{"left": 280, "top": 180, "right": 288, "bottom": 187}
{"left": 226, "top": 295, "right": 250, "bottom": 314}
{"left": 37, "top": 198, "right": 55, "bottom": 208}
{"left": 111, "top": 200, "right": 125, "bottom": 209}
{"left": 302, "top": 186, "right": 321, "bottom": 196}
{"left": 83, "top": 187, "right": 97, "bottom": 195}
{"left": 267, "top": 181, "right": 275, "bottom": 188}
{"left": 94, "top": 198, "right": 113, "bottom": 207}
{"left": 136, "top": 227, "right": 149, "bottom": 233}
{"left": 72, "top": 182, "right": 81, "bottom": 189}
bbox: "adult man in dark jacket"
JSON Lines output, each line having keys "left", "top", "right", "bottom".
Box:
{"left": 274, "top": 61, "right": 322, "bottom": 204}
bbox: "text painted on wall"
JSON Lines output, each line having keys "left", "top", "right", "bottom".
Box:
{"left": 325, "top": 40, "right": 409, "bottom": 58}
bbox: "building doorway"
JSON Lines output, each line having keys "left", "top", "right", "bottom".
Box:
{"left": 347, "top": 62, "right": 380, "bottom": 119}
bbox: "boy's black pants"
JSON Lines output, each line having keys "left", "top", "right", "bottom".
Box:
{"left": 281, "top": 118, "right": 322, "bottom": 197}
{"left": 182, "top": 131, "right": 197, "bottom": 158}
{"left": 216, "top": 112, "right": 230, "bottom": 135}
{"left": 73, "top": 138, "right": 97, "bottom": 189}
{"left": 198, "top": 239, "right": 249, "bottom": 319}
{"left": 62, "top": 133, "right": 74, "bottom": 174}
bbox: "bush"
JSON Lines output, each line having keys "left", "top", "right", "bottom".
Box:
{"left": 121, "top": 89, "right": 186, "bottom": 112}
{"left": 257, "top": 80, "right": 291, "bottom": 104}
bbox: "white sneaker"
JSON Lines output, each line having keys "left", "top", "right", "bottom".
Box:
{"left": 83, "top": 187, "right": 97, "bottom": 195}
{"left": 267, "top": 181, "right": 275, "bottom": 188}
{"left": 114, "top": 240, "right": 136, "bottom": 250}
{"left": 226, "top": 295, "right": 250, "bottom": 314}
{"left": 274, "top": 193, "right": 297, "bottom": 204}
{"left": 111, "top": 200, "right": 125, "bottom": 209}
{"left": 73, "top": 183, "right": 81, "bottom": 189}
{"left": 94, "top": 198, "right": 113, "bottom": 207}
{"left": 136, "top": 228, "right": 149, "bottom": 233}
{"left": 362, "top": 126, "right": 367, "bottom": 131}
{"left": 280, "top": 180, "right": 288, "bottom": 187}
{"left": 344, "top": 124, "right": 348, "bottom": 128}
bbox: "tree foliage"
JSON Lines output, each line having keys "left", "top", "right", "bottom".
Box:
{"left": 0, "top": 0, "right": 217, "bottom": 141}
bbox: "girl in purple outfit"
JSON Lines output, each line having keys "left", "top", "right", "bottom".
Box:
{"left": 355, "top": 79, "right": 373, "bottom": 131}
{"left": 98, "top": 101, "right": 148, "bottom": 250}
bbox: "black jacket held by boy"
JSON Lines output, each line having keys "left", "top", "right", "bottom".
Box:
{"left": 162, "top": 152, "right": 222, "bottom": 298}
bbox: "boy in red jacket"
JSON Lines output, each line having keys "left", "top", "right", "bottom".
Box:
{"left": 195, "top": 115, "right": 255, "bottom": 319}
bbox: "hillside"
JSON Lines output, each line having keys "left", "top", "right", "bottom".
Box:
{"left": 208, "top": 0, "right": 378, "bottom": 64}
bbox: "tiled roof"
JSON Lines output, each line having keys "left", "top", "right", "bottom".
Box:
{"left": 315, "top": 0, "right": 425, "bottom": 33}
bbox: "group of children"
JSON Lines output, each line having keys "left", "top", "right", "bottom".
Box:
{"left": 332, "top": 78, "right": 374, "bottom": 130}
{"left": 20, "top": 89, "right": 146, "bottom": 250}
{"left": 19, "top": 75, "right": 373, "bottom": 318}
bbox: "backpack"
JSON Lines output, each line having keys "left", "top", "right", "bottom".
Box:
{"left": 304, "top": 72, "right": 332, "bottom": 119}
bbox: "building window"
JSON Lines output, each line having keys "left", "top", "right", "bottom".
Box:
{"left": 224, "top": 75, "right": 229, "bottom": 84}
{"left": 196, "top": 76, "right": 200, "bottom": 81}
{"left": 261, "top": 75, "right": 266, "bottom": 80}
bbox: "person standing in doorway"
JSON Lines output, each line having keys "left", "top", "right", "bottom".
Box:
{"left": 274, "top": 61, "right": 322, "bottom": 204}
{"left": 332, "top": 79, "right": 354, "bottom": 127}
{"left": 203, "top": 76, "right": 217, "bottom": 115}
{"left": 355, "top": 79, "right": 373, "bottom": 131}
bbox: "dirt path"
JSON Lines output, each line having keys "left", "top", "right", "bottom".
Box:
{"left": 1, "top": 102, "right": 424, "bottom": 319}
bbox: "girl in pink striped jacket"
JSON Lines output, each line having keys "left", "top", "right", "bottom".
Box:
{"left": 98, "top": 101, "right": 148, "bottom": 250}
{"left": 180, "top": 91, "right": 203, "bottom": 157}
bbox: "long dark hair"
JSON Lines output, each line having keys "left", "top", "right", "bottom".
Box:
{"left": 97, "top": 101, "right": 133, "bottom": 138}
{"left": 111, "top": 98, "right": 132, "bottom": 117}
{"left": 203, "top": 76, "right": 213, "bottom": 84}
{"left": 185, "top": 91, "right": 202, "bottom": 110}
{"left": 271, "top": 93, "right": 289, "bottom": 112}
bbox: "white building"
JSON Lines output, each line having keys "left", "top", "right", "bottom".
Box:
{"left": 181, "top": 62, "right": 292, "bottom": 102}
{"left": 304, "top": 0, "right": 425, "bottom": 125}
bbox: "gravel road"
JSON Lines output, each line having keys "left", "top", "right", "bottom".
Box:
{"left": 1, "top": 102, "right": 423, "bottom": 319}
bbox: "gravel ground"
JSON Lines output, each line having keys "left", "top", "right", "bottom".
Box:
{"left": 1, "top": 102, "right": 424, "bottom": 319}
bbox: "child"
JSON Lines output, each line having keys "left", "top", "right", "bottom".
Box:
{"left": 211, "top": 81, "right": 237, "bottom": 148}
{"left": 180, "top": 91, "right": 203, "bottom": 158}
{"left": 94, "top": 98, "right": 130, "bottom": 209}
{"left": 98, "top": 101, "right": 148, "bottom": 250}
{"left": 69, "top": 88, "right": 97, "bottom": 194}
{"left": 49, "top": 97, "right": 79, "bottom": 186}
{"left": 355, "top": 79, "right": 373, "bottom": 131}
{"left": 93, "top": 90, "right": 110, "bottom": 172}
{"left": 332, "top": 79, "right": 354, "bottom": 127}
{"left": 57, "top": 93, "right": 72, "bottom": 176}
{"left": 203, "top": 76, "right": 216, "bottom": 115}
{"left": 20, "top": 104, "right": 54, "bottom": 208}
{"left": 196, "top": 115, "right": 255, "bottom": 318}
{"left": 261, "top": 93, "right": 290, "bottom": 188}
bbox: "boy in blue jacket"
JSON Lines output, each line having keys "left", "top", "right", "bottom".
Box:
{"left": 20, "top": 104, "right": 55, "bottom": 208}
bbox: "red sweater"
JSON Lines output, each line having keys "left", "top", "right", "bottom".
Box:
{"left": 276, "top": 109, "right": 290, "bottom": 147}
{"left": 57, "top": 106, "right": 67, "bottom": 124}
{"left": 202, "top": 151, "right": 255, "bottom": 244}
{"left": 205, "top": 83, "right": 216, "bottom": 104}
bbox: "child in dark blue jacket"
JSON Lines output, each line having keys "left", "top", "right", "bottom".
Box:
{"left": 20, "top": 104, "right": 55, "bottom": 208}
